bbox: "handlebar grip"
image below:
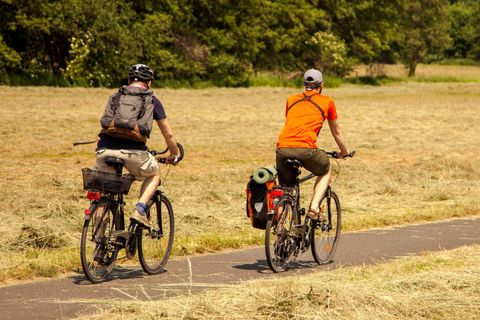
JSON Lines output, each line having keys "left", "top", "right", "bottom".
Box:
{"left": 339, "top": 150, "right": 355, "bottom": 159}
{"left": 154, "top": 143, "right": 184, "bottom": 165}
{"left": 176, "top": 143, "right": 185, "bottom": 162}
{"left": 328, "top": 150, "right": 355, "bottom": 159}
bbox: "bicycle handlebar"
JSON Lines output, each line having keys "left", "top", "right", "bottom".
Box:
{"left": 326, "top": 150, "right": 355, "bottom": 159}
{"left": 149, "top": 143, "right": 184, "bottom": 165}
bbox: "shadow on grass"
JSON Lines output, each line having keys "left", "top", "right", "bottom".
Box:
{"left": 345, "top": 75, "right": 395, "bottom": 85}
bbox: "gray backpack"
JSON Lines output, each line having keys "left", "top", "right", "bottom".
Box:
{"left": 100, "top": 86, "right": 154, "bottom": 143}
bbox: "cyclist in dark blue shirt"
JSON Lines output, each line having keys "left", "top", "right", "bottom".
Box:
{"left": 95, "top": 64, "right": 180, "bottom": 228}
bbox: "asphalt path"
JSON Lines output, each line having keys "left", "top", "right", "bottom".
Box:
{"left": 0, "top": 217, "right": 479, "bottom": 320}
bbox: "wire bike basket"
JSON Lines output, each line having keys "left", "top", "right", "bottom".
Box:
{"left": 82, "top": 168, "right": 135, "bottom": 194}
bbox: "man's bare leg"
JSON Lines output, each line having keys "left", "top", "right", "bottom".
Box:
{"left": 139, "top": 166, "right": 161, "bottom": 204}
{"left": 309, "top": 167, "right": 331, "bottom": 215}
{"left": 131, "top": 167, "right": 161, "bottom": 227}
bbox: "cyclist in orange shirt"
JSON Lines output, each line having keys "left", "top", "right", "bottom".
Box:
{"left": 276, "top": 68, "right": 350, "bottom": 221}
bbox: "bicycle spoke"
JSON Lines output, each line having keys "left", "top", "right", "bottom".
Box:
{"left": 311, "top": 191, "right": 341, "bottom": 264}
{"left": 138, "top": 194, "right": 174, "bottom": 274}
{"left": 80, "top": 206, "right": 119, "bottom": 283}
{"left": 265, "top": 195, "right": 297, "bottom": 272}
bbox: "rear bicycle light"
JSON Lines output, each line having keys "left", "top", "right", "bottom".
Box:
{"left": 268, "top": 189, "right": 285, "bottom": 211}
{"left": 271, "top": 189, "right": 285, "bottom": 198}
{"left": 86, "top": 191, "right": 101, "bottom": 200}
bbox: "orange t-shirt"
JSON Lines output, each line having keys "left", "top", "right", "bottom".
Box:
{"left": 276, "top": 91, "right": 337, "bottom": 149}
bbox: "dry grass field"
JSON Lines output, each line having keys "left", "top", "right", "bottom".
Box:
{"left": 352, "top": 63, "right": 480, "bottom": 81}
{"left": 82, "top": 245, "right": 480, "bottom": 320}
{"left": 0, "top": 79, "right": 479, "bottom": 282}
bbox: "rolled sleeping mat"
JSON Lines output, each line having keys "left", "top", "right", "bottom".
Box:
{"left": 252, "top": 165, "right": 278, "bottom": 184}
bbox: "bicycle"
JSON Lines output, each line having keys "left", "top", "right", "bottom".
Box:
{"left": 265, "top": 150, "right": 355, "bottom": 272}
{"left": 79, "top": 143, "right": 184, "bottom": 283}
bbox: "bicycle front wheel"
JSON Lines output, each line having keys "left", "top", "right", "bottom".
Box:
{"left": 311, "top": 190, "right": 341, "bottom": 265}
{"left": 80, "top": 204, "right": 119, "bottom": 283}
{"left": 265, "top": 195, "right": 297, "bottom": 272}
{"left": 138, "top": 193, "right": 175, "bottom": 274}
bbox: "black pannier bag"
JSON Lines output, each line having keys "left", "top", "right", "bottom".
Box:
{"left": 245, "top": 177, "right": 276, "bottom": 229}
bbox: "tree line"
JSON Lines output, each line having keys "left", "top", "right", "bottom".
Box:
{"left": 0, "top": 0, "right": 479, "bottom": 87}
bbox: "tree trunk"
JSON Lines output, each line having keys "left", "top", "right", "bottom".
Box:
{"left": 408, "top": 52, "right": 419, "bottom": 77}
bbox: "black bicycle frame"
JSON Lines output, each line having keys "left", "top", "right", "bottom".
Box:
{"left": 295, "top": 172, "right": 316, "bottom": 210}
{"left": 293, "top": 172, "right": 332, "bottom": 225}
{"left": 151, "top": 190, "right": 164, "bottom": 236}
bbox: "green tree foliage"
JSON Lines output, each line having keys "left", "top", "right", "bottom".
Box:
{"left": 60, "top": 0, "right": 138, "bottom": 86}
{"left": 319, "top": 0, "right": 403, "bottom": 64}
{"left": 446, "top": 0, "right": 477, "bottom": 59}
{"left": 398, "top": 0, "right": 452, "bottom": 76}
{"left": 0, "top": 0, "right": 479, "bottom": 86}
{"left": 303, "top": 31, "right": 352, "bottom": 77}
{"left": 464, "top": 0, "right": 480, "bottom": 60}
{"left": 0, "top": 35, "right": 21, "bottom": 71}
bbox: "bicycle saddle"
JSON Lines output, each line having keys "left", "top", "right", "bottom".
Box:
{"left": 104, "top": 157, "right": 125, "bottom": 166}
{"left": 284, "top": 159, "right": 303, "bottom": 169}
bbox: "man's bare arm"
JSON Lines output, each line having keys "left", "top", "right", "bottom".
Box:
{"left": 328, "top": 119, "right": 349, "bottom": 157}
{"left": 156, "top": 118, "right": 180, "bottom": 156}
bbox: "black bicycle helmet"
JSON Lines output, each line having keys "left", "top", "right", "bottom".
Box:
{"left": 128, "top": 64, "right": 154, "bottom": 83}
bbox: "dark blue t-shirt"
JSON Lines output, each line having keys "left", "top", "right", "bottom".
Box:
{"left": 97, "top": 95, "right": 167, "bottom": 151}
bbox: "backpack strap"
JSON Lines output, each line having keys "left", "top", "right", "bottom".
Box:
{"left": 110, "top": 92, "right": 122, "bottom": 112}
{"left": 137, "top": 95, "right": 146, "bottom": 119}
{"left": 286, "top": 93, "right": 325, "bottom": 118}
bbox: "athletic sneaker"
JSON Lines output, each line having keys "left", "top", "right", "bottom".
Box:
{"left": 131, "top": 210, "right": 151, "bottom": 228}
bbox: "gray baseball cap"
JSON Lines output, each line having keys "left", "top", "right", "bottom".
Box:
{"left": 303, "top": 68, "right": 323, "bottom": 84}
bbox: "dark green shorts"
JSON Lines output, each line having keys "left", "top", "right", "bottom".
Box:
{"left": 275, "top": 148, "right": 330, "bottom": 186}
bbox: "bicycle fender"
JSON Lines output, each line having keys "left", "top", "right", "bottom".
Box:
{"left": 84, "top": 203, "right": 98, "bottom": 220}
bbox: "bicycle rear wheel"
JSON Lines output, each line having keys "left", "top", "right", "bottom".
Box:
{"left": 265, "top": 195, "right": 297, "bottom": 272}
{"left": 80, "top": 204, "right": 120, "bottom": 283}
{"left": 311, "top": 190, "right": 341, "bottom": 264}
{"left": 138, "top": 193, "right": 175, "bottom": 274}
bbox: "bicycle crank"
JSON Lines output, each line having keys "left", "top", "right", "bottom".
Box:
{"left": 125, "top": 224, "right": 138, "bottom": 260}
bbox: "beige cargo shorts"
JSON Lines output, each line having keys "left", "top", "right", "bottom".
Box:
{"left": 95, "top": 149, "right": 159, "bottom": 181}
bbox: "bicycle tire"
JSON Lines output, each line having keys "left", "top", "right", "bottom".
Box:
{"left": 265, "top": 194, "right": 297, "bottom": 272}
{"left": 138, "top": 193, "right": 175, "bottom": 274}
{"left": 80, "top": 204, "right": 120, "bottom": 283}
{"left": 310, "top": 190, "right": 341, "bottom": 265}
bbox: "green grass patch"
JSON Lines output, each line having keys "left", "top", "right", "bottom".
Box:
{"left": 0, "top": 72, "right": 71, "bottom": 87}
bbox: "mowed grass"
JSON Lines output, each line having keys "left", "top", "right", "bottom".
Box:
{"left": 83, "top": 245, "right": 480, "bottom": 319}
{"left": 0, "top": 81, "right": 479, "bottom": 282}
{"left": 352, "top": 63, "right": 480, "bottom": 82}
